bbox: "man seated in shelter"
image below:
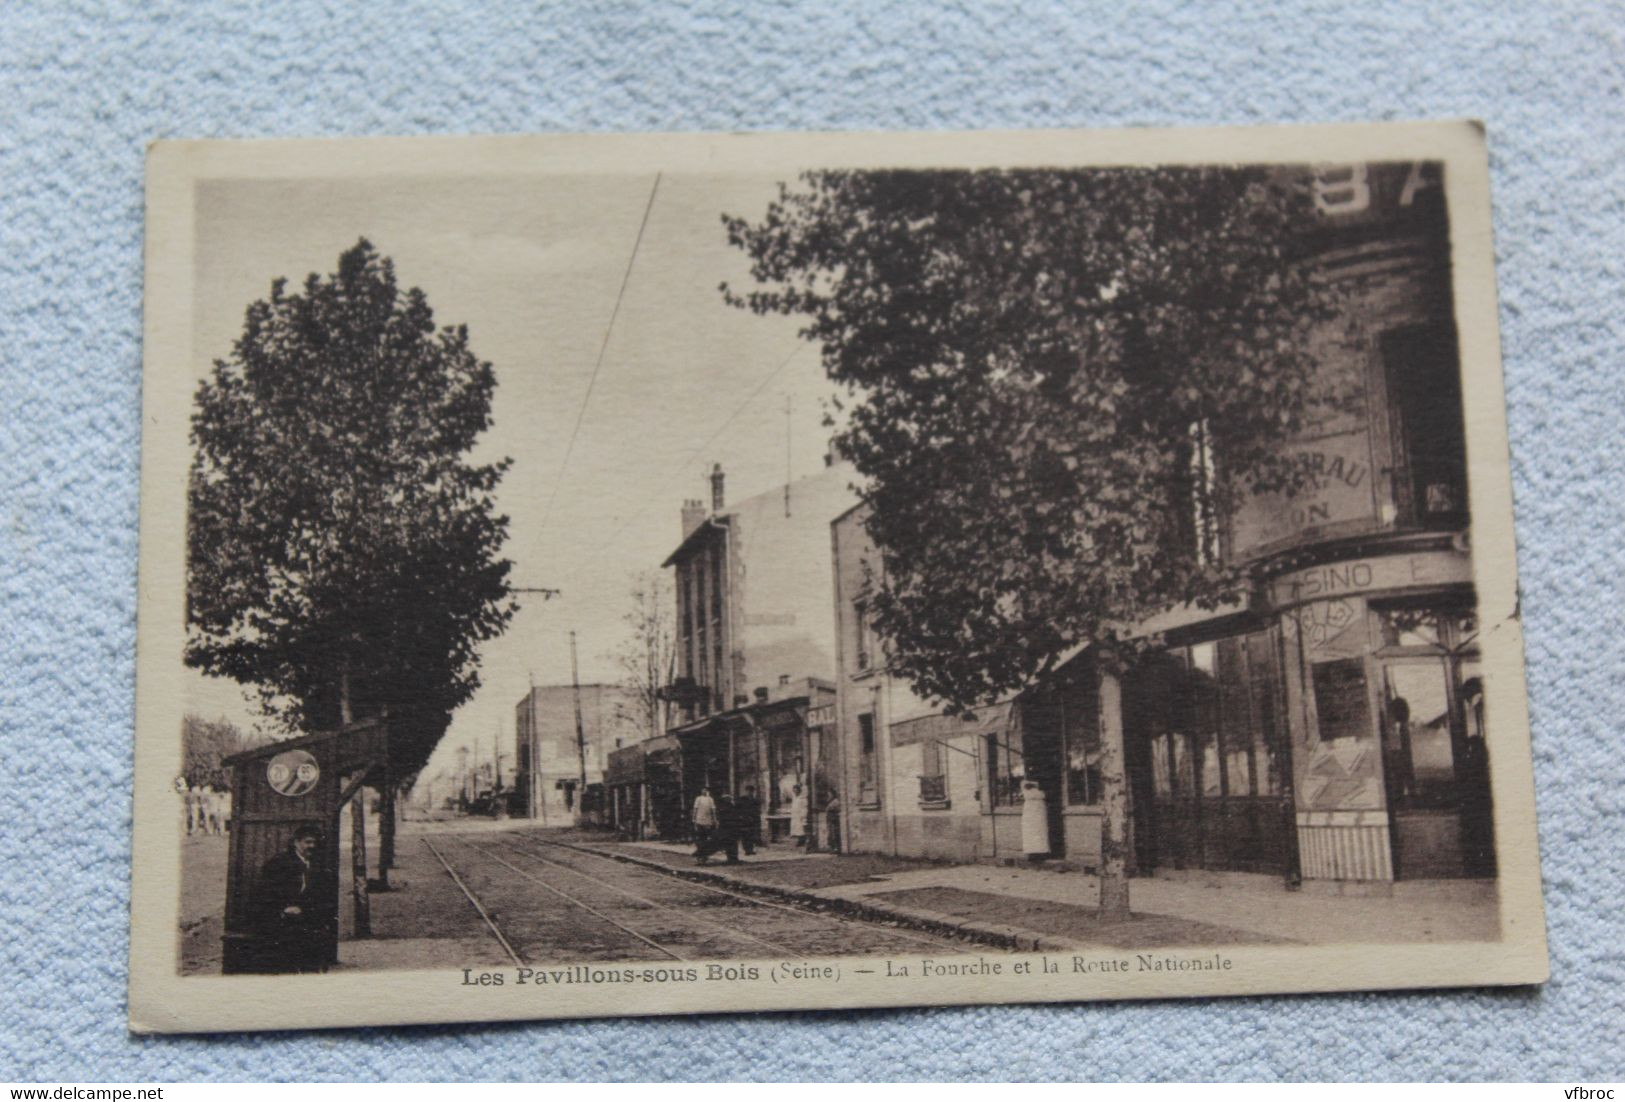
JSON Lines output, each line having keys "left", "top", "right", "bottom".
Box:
{"left": 253, "top": 823, "right": 330, "bottom": 973}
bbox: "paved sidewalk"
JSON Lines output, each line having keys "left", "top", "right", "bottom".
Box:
{"left": 584, "top": 841, "right": 1502, "bottom": 950}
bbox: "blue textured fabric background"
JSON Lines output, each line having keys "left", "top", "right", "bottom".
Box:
{"left": 2, "top": 0, "right": 1621, "bottom": 1082}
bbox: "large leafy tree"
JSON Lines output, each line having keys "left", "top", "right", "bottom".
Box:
{"left": 180, "top": 714, "right": 259, "bottom": 790}
{"left": 187, "top": 240, "right": 515, "bottom": 775}
{"left": 726, "top": 168, "right": 1349, "bottom": 710}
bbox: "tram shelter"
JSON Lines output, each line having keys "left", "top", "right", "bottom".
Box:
{"left": 220, "top": 717, "right": 390, "bottom": 973}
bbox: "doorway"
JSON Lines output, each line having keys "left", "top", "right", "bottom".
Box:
{"left": 1375, "top": 604, "right": 1494, "bottom": 878}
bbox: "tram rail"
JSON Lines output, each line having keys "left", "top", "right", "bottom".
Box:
{"left": 509, "top": 834, "right": 959, "bottom": 953}
{"left": 420, "top": 834, "right": 528, "bottom": 967}
{"left": 457, "top": 838, "right": 695, "bottom": 961}
{"left": 478, "top": 837, "right": 806, "bottom": 959}
{"left": 421, "top": 828, "right": 966, "bottom": 967}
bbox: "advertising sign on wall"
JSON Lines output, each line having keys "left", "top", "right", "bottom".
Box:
{"left": 1231, "top": 430, "right": 1380, "bottom": 558}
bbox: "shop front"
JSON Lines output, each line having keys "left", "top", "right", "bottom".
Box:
{"left": 670, "top": 683, "right": 835, "bottom": 845}
{"left": 1118, "top": 542, "right": 1491, "bottom": 886}
{"left": 1122, "top": 623, "right": 1297, "bottom": 880}
{"left": 606, "top": 736, "right": 685, "bottom": 841}
{"left": 673, "top": 715, "right": 740, "bottom": 838}
{"left": 1271, "top": 547, "right": 1492, "bottom": 881}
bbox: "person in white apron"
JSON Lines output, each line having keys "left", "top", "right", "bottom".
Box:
{"left": 788, "top": 782, "right": 810, "bottom": 848}
{"left": 1020, "top": 779, "right": 1049, "bottom": 860}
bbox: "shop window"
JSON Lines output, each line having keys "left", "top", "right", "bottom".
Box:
{"left": 1184, "top": 643, "right": 1222, "bottom": 796}
{"left": 986, "top": 732, "right": 1025, "bottom": 807}
{"left": 857, "top": 712, "right": 879, "bottom": 806}
{"left": 1382, "top": 662, "right": 1456, "bottom": 808}
{"left": 1383, "top": 322, "right": 1468, "bottom": 525}
{"left": 1157, "top": 631, "right": 1289, "bottom": 799}
{"left": 1377, "top": 603, "right": 1491, "bottom": 820}
{"left": 919, "top": 740, "right": 947, "bottom": 806}
{"left": 1170, "top": 728, "right": 1194, "bottom": 795}
{"left": 1246, "top": 631, "right": 1284, "bottom": 796}
{"left": 1062, "top": 683, "right": 1101, "bottom": 806}
{"left": 735, "top": 731, "right": 759, "bottom": 800}
{"left": 1377, "top": 604, "right": 1478, "bottom": 653}
{"left": 1311, "top": 658, "right": 1371, "bottom": 743}
{"left": 1218, "top": 638, "right": 1255, "bottom": 796}
{"left": 1150, "top": 734, "right": 1174, "bottom": 797}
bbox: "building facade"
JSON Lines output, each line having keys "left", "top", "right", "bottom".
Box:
{"left": 833, "top": 160, "right": 1492, "bottom": 887}
{"left": 513, "top": 683, "right": 643, "bottom": 825}
{"left": 659, "top": 460, "right": 858, "bottom": 844}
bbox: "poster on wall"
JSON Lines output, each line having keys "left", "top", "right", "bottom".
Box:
{"left": 130, "top": 121, "right": 1545, "bottom": 1033}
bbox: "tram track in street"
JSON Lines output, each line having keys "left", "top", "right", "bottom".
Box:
{"left": 475, "top": 837, "right": 806, "bottom": 959}
{"left": 421, "top": 828, "right": 969, "bottom": 965}
{"left": 506, "top": 834, "right": 964, "bottom": 955}
{"left": 420, "top": 834, "right": 528, "bottom": 967}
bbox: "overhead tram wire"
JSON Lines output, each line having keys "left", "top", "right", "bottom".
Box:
{"left": 535, "top": 171, "right": 664, "bottom": 539}
{"left": 562, "top": 340, "right": 814, "bottom": 584}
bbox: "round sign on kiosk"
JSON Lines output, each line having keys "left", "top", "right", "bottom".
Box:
{"left": 266, "top": 749, "right": 320, "bottom": 797}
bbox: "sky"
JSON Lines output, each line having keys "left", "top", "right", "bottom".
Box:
{"left": 187, "top": 169, "right": 847, "bottom": 784}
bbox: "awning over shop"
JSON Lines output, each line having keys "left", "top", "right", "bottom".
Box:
{"left": 606, "top": 736, "right": 680, "bottom": 785}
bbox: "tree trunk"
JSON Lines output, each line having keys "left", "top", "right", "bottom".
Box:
{"left": 378, "top": 774, "right": 396, "bottom": 884}
{"left": 1096, "top": 656, "right": 1132, "bottom": 920}
{"left": 351, "top": 791, "right": 371, "bottom": 937}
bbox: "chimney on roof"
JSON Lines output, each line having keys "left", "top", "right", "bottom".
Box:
{"left": 681, "top": 499, "right": 706, "bottom": 540}
{"left": 710, "top": 462, "right": 725, "bottom": 514}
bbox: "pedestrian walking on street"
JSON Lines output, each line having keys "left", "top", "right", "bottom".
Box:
{"left": 204, "top": 786, "right": 222, "bottom": 834}
{"left": 691, "top": 787, "right": 718, "bottom": 864}
{"left": 735, "top": 784, "right": 761, "bottom": 856}
{"left": 188, "top": 784, "right": 206, "bottom": 835}
{"left": 714, "top": 794, "right": 742, "bottom": 865}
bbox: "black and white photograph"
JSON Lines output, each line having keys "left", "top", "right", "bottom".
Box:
{"left": 130, "top": 123, "right": 1546, "bottom": 1032}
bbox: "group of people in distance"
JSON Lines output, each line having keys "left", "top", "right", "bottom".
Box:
{"left": 179, "top": 779, "right": 232, "bottom": 836}
{"left": 691, "top": 783, "right": 774, "bottom": 865}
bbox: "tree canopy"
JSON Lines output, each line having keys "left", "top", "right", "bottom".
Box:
{"left": 187, "top": 240, "right": 515, "bottom": 771}
{"left": 725, "top": 167, "right": 1348, "bottom": 709}
{"left": 180, "top": 714, "right": 258, "bottom": 790}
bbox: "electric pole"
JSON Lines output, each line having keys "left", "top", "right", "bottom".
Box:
{"left": 512, "top": 587, "right": 560, "bottom": 823}
{"left": 571, "top": 629, "right": 588, "bottom": 825}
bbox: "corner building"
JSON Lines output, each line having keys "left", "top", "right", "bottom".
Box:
{"left": 835, "top": 161, "right": 1494, "bottom": 888}
{"left": 659, "top": 461, "right": 858, "bottom": 846}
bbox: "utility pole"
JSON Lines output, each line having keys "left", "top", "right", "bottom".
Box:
{"left": 513, "top": 587, "right": 561, "bottom": 823}
{"left": 571, "top": 630, "right": 588, "bottom": 824}
{"left": 528, "top": 672, "right": 546, "bottom": 824}
{"left": 784, "top": 394, "right": 793, "bottom": 517}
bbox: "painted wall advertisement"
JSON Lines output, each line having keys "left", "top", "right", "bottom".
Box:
{"left": 1231, "top": 430, "right": 1378, "bottom": 559}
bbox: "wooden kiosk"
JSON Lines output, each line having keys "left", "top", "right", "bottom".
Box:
{"left": 220, "top": 718, "right": 389, "bottom": 974}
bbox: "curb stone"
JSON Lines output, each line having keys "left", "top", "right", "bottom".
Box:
{"left": 566, "top": 840, "right": 1082, "bottom": 955}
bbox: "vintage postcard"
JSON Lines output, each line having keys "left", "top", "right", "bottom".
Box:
{"left": 131, "top": 121, "right": 1547, "bottom": 1033}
